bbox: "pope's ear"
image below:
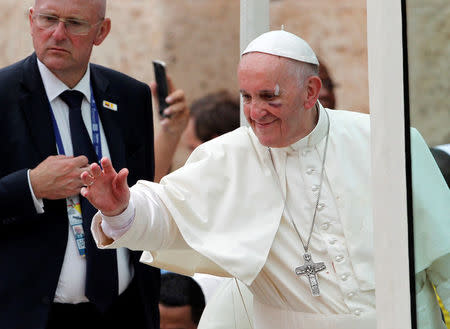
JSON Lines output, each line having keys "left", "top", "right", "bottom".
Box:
{"left": 304, "top": 76, "right": 322, "bottom": 110}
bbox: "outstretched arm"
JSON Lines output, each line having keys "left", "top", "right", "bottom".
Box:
{"left": 83, "top": 158, "right": 179, "bottom": 251}
{"left": 81, "top": 157, "right": 130, "bottom": 217}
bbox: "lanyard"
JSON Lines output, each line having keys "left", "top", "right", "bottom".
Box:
{"left": 49, "top": 86, "right": 102, "bottom": 160}
{"left": 48, "top": 86, "right": 102, "bottom": 257}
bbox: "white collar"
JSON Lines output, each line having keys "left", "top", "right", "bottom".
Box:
{"left": 37, "top": 58, "right": 91, "bottom": 103}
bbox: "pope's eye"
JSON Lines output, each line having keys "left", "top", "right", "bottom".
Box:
{"left": 241, "top": 94, "right": 251, "bottom": 103}
{"left": 261, "top": 93, "right": 276, "bottom": 101}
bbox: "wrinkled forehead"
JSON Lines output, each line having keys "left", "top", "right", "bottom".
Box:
{"left": 34, "top": 0, "right": 106, "bottom": 18}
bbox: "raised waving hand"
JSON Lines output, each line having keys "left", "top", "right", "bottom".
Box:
{"left": 80, "top": 157, "right": 130, "bottom": 217}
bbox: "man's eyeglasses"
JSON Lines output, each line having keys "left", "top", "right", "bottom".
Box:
{"left": 32, "top": 13, "right": 104, "bottom": 36}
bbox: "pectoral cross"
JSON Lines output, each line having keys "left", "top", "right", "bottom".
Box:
{"left": 295, "top": 253, "right": 326, "bottom": 296}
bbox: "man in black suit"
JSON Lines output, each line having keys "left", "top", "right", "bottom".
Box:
{"left": 0, "top": 0, "right": 187, "bottom": 328}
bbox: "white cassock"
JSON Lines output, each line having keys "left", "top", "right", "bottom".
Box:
{"left": 92, "top": 105, "right": 449, "bottom": 329}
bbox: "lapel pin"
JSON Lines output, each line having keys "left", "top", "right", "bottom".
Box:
{"left": 103, "top": 100, "right": 118, "bottom": 111}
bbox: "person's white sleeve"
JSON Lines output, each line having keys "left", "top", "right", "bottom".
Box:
{"left": 27, "top": 169, "right": 44, "bottom": 214}
{"left": 415, "top": 254, "right": 450, "bottom": 329}
{"left": 100, "top": 199, "right": 136, "bottom": 240}
{"left": 94, "top": 185, "right": 178, "bottom": 251}
{"left": 427, "top": 253, "right": 450, "bottom": 311}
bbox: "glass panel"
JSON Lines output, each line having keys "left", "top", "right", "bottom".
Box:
{"left": 405, "top": 0, "right": 450, "bottom": 328}
{"left": 270, "top": 0, "right": 369, "bottom": 113}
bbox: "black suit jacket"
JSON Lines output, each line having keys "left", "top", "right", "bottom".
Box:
{"left": 0, "top": 54, "right": 160, "bottom": 329}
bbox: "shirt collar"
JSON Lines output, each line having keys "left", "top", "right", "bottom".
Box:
{"left": 37, "top": 59, "right": 91, "bottom": 103}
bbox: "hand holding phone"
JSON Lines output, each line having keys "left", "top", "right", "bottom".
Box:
{"left": 152, "top": 60, "right": 169, "bottom": 117}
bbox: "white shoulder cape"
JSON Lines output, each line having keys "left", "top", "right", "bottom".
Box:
{"left": 139, "top": 108, "right": 376, "bottom": 288}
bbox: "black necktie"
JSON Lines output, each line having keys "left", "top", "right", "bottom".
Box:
{"left": 60, "top": 90, "right": 118, "bottom": 311}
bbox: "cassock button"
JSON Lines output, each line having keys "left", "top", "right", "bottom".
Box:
{"left": 354, "top": 309, "right": 362, "bottom": 316}
{"left": 340, "top": 273, "right": 349, "bottom": 281}
{"left": 317, "top": 203, "right": 325, "bottom": 211}
{"left": 347, "top": 291, "right": 355, "bottom": 298}
{"left": 306, "top": 168, "right": 316, "bottom": 175}
{"left": 321, "top": 222, "right": 330, "bottom": 230}
{"left": 335, "top": 255, "right": 344, "bottom": 262}
{"left": 329, "top": 238, "right": 337, "bottom": 245}
{"left": 312, "top": 184, "right": 320, "bottom": 192}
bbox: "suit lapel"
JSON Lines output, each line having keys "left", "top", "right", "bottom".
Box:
{"left": 20, "top": 54, "right": 57, "bottom": 160}
{"left": 90, "top": 65, "right": 127, "bottom": 171}
{"left": 20, "top": 58, "right": 128, "bottom": 172}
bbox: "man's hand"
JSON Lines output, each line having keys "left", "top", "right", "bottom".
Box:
{"left": 80, "top": 157, "right": 130, "bottom": 217}
{"left": 151, "top": 75, "right": 190, "bottom": 182}
{"left": 30, "top": 155, "right": 90, "bottom": 199}
{"left": 151, "top": 75, "right": 189, "bottom": 136}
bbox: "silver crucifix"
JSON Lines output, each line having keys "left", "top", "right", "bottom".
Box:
{"left": 295, "top": 253, "right": 326, "bottom": 296}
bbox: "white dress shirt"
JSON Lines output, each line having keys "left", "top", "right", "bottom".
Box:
{"left": 29, "top": 60, "right": 133, "bottom": 304}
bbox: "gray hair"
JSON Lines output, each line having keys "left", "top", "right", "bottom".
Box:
{"left": 285, "top": 59, "right": 319, "bottom": 88}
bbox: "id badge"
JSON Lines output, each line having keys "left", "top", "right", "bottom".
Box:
{"left": 67, "top": 199, "right": 86, "bottom": 257}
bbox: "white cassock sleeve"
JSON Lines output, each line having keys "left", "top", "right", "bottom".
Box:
{"left": 91, "top": 180, "right": 235, "bottom": 278}
{"left": 91, "top": 187, "right": 181, "bottom": 251}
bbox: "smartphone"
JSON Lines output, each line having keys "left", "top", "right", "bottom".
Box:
{"left": 152, "top": 60, "right": 169, "bottom": 117}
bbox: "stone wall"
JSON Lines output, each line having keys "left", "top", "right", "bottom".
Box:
{"left": 407, "top": 0, "right": 449, "bottom": 146}
{"left": 2, "top": 0, "right": 368, "bottom": 109}
{"left": 3, "top": 1, "right": 445, "bottom": 157}
{"left": 270, "top": 0, "right": 369, "bottom": 113}
{"left": 2, "top": 0, "right": 371, "bottom": 167}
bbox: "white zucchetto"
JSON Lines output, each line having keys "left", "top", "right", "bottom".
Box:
{"left": 242, "top": 30, "right": 319, "bottom": 66}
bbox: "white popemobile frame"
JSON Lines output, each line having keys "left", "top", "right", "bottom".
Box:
{"left": 240, "top": 1, "right": 415, "bottom": 328}
{"left": 367, "top": 1, "right": 414, "bottom": 328}
{"left": 239, "top": 0, "right": 269, "bottom": 127}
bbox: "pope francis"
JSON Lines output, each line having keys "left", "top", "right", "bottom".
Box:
{"left": 81, "top": 31, "right": 449, "bottom": 329}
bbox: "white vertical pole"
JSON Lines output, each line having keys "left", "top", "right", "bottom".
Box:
{"left": 367, "top": 0, "right": 413, "bottom": 328}
{"left": 239, "top": 0, "right": 269, "bottom": 127}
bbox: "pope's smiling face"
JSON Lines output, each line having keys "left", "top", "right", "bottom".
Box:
{"left": 238, "top": 52, "right": 319, "bottom": 148}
